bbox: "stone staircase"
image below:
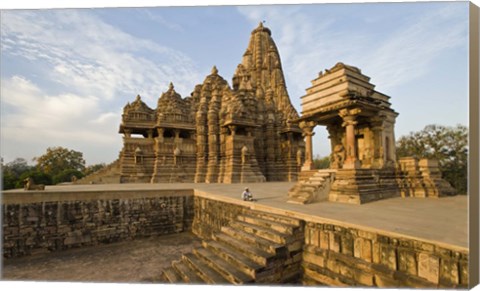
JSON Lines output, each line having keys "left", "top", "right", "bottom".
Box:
{"left": 160, "top": 210, "right": 304, "bottom": 284}
{"left": 287, "top": 169, "right": 336, "bottom": 204}
{"left": 75, "top": 159, "right": 121, "bottom": 184}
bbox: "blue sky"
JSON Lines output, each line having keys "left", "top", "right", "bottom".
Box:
{"left": 0, "top": 1, "right": 470, "bottom": 166}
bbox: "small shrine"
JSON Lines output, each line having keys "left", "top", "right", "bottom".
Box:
{"left": 288, "top": 63, "right": 455, "bottom": 204}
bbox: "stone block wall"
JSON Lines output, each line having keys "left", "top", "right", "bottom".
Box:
{"left": 302, "top": 222, "right": 468, "bottom": 288}
{"left": 192, "top": 195, "right": 305, "bottom": 284}
{"left": 3, "top": 190, "right": 469, "bottom": 288}
{"left": 3, "top": 190, "right": 194, "bottom": 258}
{"left": 192, "top": 196, "right": 248, "bottom": 239}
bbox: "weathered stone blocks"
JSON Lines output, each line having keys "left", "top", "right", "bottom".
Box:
{"left": 302, "top": 222, "right": 468, "bottom": 288}
{"left": 3, "top": 192, "right": 194, "bottom": 258}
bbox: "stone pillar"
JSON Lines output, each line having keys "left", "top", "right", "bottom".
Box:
{"left": 326, "top": 124, "right": 337, "bottom": 151}
{"left": 194, "top": 105, "right": 208, "bottom": 183}
{"left": 339, "top": 109, "right": 361, "bottom": 169}
{"left": 265, "top": 119, "right": 276, "bottom": 179}
{"left": 371, "top": 116, "right": 386, "bottom": 169}
{"left": 156, "top": 128, "right": 164, "bottom": 143}
{"left": 205, "top": 92, "right": 220, "bottom": 183}
{"left": 173, "top": 129, "right": 180, "bottom": 142}
{"left": 299, "top": 120, "right": 316, "bottom": 171}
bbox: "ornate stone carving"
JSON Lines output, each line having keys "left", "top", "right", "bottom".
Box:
{"left": 113, "top": 23, "right": 304, "bottom": 184}
{"left": 23, "top": 177, "right": 45, "bottom": 191}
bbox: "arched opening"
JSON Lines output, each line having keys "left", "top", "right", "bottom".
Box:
{"left": 312, "top": 125, "right": 332, "bottom": 169}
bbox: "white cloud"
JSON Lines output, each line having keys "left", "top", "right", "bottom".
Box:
{"left": 1, "top": 10, "right": 200, "bottom": 102}
{"left": 1, "top": 9, "right": 201, "bottom": 164}
{"left": 238, "top": 3, "right": 467, "bottom": 157}
{"left": 1, "top": 75, "right": 119, "bottom": 164}
{"left": 238, "top": 3, "right": 467, "bottom": 97}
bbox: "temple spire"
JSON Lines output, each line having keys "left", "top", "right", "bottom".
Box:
{"left": 211, "top": 65, "right": 218, "bottom": 75}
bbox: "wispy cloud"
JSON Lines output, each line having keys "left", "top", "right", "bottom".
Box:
{"left": 1, "top": 10, "right": 200, "bottom": 102}
{"left": 1, "top": 75, "right": 118, "bottom": 163}
{"left": 238, "top": 3, "right": 467, "bottom": 157}
{"left": 238, "top": 3, "right": 468, "bottom": 98}
{"left": 1, "top": 9, "right": 200, "bottom": 164}
{"left": 138, "top": 8, "right": 185, "bottom": 32}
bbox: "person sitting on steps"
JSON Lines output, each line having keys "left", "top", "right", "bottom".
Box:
{"left": 242, "top": 187, "right": 254, "bottom": 201}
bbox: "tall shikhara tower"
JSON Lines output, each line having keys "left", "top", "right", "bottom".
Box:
{"left": 116, "top": 23, "right": 304, "bottom": 183}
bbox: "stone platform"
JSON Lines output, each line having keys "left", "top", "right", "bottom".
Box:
{"left": 4, "top": 182, "right": 468, "bottom": 249}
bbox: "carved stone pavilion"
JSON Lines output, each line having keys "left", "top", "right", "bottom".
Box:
{"left": 287, "top": 63, "right": 456, "bottom": 204}
{"left": 78, "top": 23, "right": 456, "bottom": 205}
{"left": 118, "top": 23, "right": 304, "bottom": 184}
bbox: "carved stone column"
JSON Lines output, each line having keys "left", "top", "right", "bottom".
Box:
{"left": 299, "top": 120, "right": 316, "bottom": 171}
{"left": 339, "top": 108, "right": 361, "bottom": 169}
{"left": 371, "top": 115, "right": 386, "bottom": 169}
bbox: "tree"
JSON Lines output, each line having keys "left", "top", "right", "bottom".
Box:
{"left": 6, "top": 158, "right": 32, "bottom": 176}
{"left": 396, "top": 124, "right": 468, "bottom": 194}
{"left": 15, "top": 170, "right": 52, "bottom": 188}
{"left": 34, "top": 147, "right": 86, "bottom": 178}
{"left": 53, "top": 169, "right": 85, "bottom": 184}
{"left": 313, "top": 155, "right": 330, "bottom": 169}
{"left": 2, "top": 157, "right": 34, "bottom": 190}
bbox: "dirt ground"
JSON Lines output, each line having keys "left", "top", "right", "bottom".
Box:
{"left": 1, "top": 232, "right": 202, "bottom": 283}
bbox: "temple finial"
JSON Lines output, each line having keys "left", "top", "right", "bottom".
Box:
{"left": 168, "top": 82, "right": 174, "bottom": 91}
{"left": 211, "top": 66, "right": 218, "bottom": 75}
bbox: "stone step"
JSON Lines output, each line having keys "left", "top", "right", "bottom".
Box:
{"left": 309, "top": 176, "right": 326, "bottom": 182}
{"left": 162, "top": 266, "right": 182, "bottom": 283}
{"left": 230, "top": 220, "right": 290, "bottom": 245}
{"left": 212, "top": 232, "right": 275, "bottom": 266}
{"left": 287, "top": 197, "right": 308, "bottom": 205}
{"left": 236, "top": 214, "right": 297, "bottom": 235}
{"left": 296, "top": 190, "right": 314, "bottom": 198}
{"left": 193, "top": 247, "right": 254, "bottom": 284}
{"left": 172, "top": 260, "right": 204, "bottom": 284}
{"left": 182, "top": 253, "right": 230, "bottom": 284}
{"left": 242, "top": 210, "right": 302, "bottom": 227}
{"left": 221, "top": 226, "right": 285, "bottom": 255}
{"left": 300, "top": 183, "right": 320, "bottom": 189}
{"left": 202, "top": 239, "right": 264, "bottom": 278}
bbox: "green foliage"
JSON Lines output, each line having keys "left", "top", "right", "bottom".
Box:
{"left": 53, "top": 169, "right": 85, "bottom": 184}
{"left": 2, "top": 158, "right": 34, "bottom": 190}
{"left": 15, "top": 170, "right": 53, "bottom": 188}
{"left": 313, "top": 155, "right": 330, "bottom": 169}
{"left": 396, "top": 124, "right": 468, "bottom": 194}
{"left": 34, "top": 146, "right": 86, "bottom": 177}
{"left": 2, "top": 170, "right": 19, "bottom": 190}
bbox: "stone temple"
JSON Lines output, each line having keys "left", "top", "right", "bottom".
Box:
{"left": 118, "top": 23, "right": 303, "bottom": 184}
{"left": 78, "top": 23, "right": 456, "bottom": 205}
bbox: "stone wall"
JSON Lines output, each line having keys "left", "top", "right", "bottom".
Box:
{"left": 302, "top": 222, "right": 468, "bottom": 288}
{"left": 3, "top": 190, "right": 194, "bottom": 258}
{"left": 3, "top": 190, "right": 469, "bottom": 288}
{"left": 192, "top": 195, "right": 248, "bottom": 239}
{"left": 192, "top": 195, "right": 468, "bottom": 288}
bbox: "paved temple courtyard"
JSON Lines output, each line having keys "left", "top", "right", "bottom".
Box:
{"left": 2, "top": 232, "right": 201, "bottom": 282}
{"left": 2, "top": 182, "right": 468, "bottom": 283}
{"left": 5, "top": 182, "right": 469, "bottom": 248}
